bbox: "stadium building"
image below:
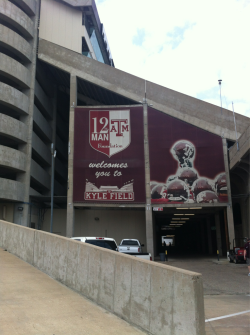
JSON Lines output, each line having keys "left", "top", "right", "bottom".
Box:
{"left": 0, "top": 0, "right": 249, "bottom": 259}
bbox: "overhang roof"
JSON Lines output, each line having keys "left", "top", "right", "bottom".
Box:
{"left": 38, "top": 39, "right": 250, "bottom": 141}
{"left": 60, "top": 0, "right": 92, "bottom": 7}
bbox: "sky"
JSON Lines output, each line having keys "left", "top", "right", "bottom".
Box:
{"left": 96, "top": 0, "right": 250, "bottom": 118}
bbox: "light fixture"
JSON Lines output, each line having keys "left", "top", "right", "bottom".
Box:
{"left": 181, "top": 218, "right": 189, "bottom": 220}
{"left": 190, "top": 207, "right": 202, "bottom": 209}
{"left": 171, "top": 221, "right": 185, "bottom": 223}
{"left": 176, "top": 208, "right": 189, "bottom": 210}
{"left": 172, "top": 218, "right": 181, "bottom": 220}
{"left": 170, "top": 223, "right": 183, "bottom": 226}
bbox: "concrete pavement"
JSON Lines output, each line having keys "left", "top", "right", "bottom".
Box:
{"left": 0, "top": 248, "right": 145, "bottom": 335}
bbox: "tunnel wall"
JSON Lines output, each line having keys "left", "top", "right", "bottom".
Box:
{"left": 0, "top": 220, "right": 205, "bottom": 335}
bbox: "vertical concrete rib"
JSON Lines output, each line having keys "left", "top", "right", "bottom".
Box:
{"left": 66, "top": 75, "right": 77, "bottom": 237}
{"left": 143, "top": 101, "right": 154, "bottom": 259}
{"left": 222, "top": 138, "right": 235, "bottom": 248}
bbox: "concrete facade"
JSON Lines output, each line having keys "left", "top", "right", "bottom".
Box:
{"left": 0, "top": 219, "right": 206, "bottom": 335}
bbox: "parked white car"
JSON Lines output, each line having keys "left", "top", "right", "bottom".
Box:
{"left": 118, "top": 239, "right": 144, "bottom": 253}
{"left": 118, "top": 239, "right": 152, "bottom": 261}
{"left": 71, "top": 237, "right": 118, "bottom": 251}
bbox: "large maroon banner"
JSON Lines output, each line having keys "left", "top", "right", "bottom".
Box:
{"left": 73, "top": 106, "right": 146, "bottom": 203}
{"left": 148, "top": 107, "right": 228, "bottom": 204}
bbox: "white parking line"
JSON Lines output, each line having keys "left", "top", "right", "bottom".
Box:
{"left": 205, "top": 310, "right": 250, "bottom": 322}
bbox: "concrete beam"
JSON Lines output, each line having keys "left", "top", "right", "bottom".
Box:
{"left": 0, "top": 144, "right": 26, "bottom": 172}
{"left": 60, "top": 86, "right": 103, "bottom": 105}
{"left": 0, "top": 113, "right": 27, "bottom": 143}
{"left": 0, "top": 24, "right": 32, "bottom": 62}
{"left": 0, "top": 82, "right": 29, "bottom": 115}
{"left": 38, "top": 40, "right": 250, "bottom": 140}
{"left": 33, "top": 105, "right": 53, "bottom": 142}
{"left": 0, "top": 53, "right": 31, "bottom": 88}
{"left": 0, "top": 0, "right": 34, "bottom": 39}
{"left": 29, "top": 187, "right": 41, "bottom": 196}
{"left": 32, "top": 132, "right": 51, "bottom": 166}
{"left": 34, "top": 80, "right": 53, "bottom": 119}
{"left": 77, "top": 91, "right": 103, "bottom": 105}
{"left": 30, "top": 159, "right": 50, "bottom": 190}
{"left": 0, "top": 178, "right": 25, "bottom": 201}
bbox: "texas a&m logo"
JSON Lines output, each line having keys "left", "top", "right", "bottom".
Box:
{"left": 89, "top": 110, "right": 130, "bottom": 157}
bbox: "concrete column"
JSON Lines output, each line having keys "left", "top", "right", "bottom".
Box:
{"left": 206, "top": 217, "right": 213, "bottom": 255}
{"left": 222, "top": 138, "right": 235, "bottom": 247}
{"left": 143, "top": 102, "right": 154, "bottom": 259}
{"left": 66, "top": 75, "right": 77, "bottom": 237}
{"left": 226, "top": 206, "right": 235, "bottom": 250}
{"left": 215, "top": 213, "right": 222, "bottom": 256}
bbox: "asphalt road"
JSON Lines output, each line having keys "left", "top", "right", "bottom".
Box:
{"left": 161, "top": 256, "right": 250, "bottom": 295}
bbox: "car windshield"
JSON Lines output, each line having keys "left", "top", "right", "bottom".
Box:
{"left": 121, "top": 240, "right": 139, "bottom": 246}
{"left": 85, "top": 240, "right": 117, "bottom": 251}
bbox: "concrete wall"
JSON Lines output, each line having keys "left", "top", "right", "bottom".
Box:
{"left": 0, "top": 219, "right": 205, "bottom": 335}
{"left": 42, "top": 208, "right": 146, "bottom": 247}
{"left": 75, "top": 208, "right": 147, "bottom": 247}
{"left": 39, "top": 0, "right": 84, "bottom": 54}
